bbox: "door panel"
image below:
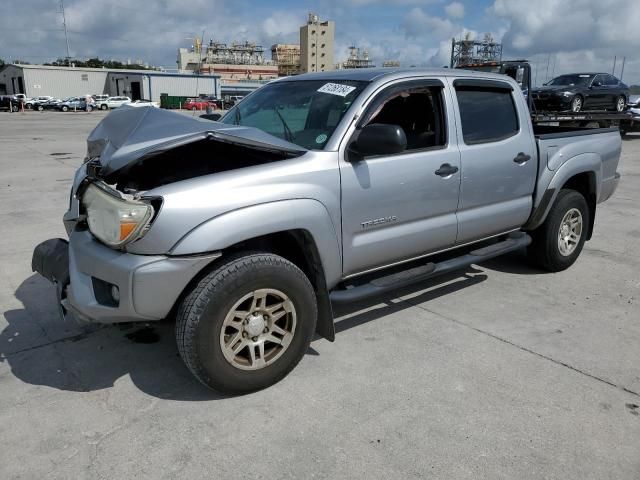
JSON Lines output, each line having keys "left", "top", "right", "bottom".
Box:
{"left": 451, "top": 79, "right": 537, "bottom": 244}
{"left": 586, "top": 75, "right": 607, "bottom": 109}
{"left": 341, "top": 148, "right": 460, "bottom": 275}
{"left": 340, "top": 82, "right": 461, "bottom": 276}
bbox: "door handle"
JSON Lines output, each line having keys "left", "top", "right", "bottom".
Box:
{"left": 434, "top": 163, "right": 459, "bottom": 177}
{"left": 513, "top": 152, "right": 531, "bottom": 164}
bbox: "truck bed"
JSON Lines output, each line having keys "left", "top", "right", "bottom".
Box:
{"left": 533, "top": 127, "right": 621, "bottom": 209}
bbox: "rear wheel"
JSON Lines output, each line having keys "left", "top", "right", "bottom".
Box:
{"left": 61, "top": 105, "right": 68, "bottom": 112}
{"left": 528, "top": 189, "right": 589, "bottom": 272}
{"left": 101, "top": 104, "right": 108, "bottom": 110}
{"left": 570, "top": 95, "right": 583, "bottom": 113}
{"left": 175, "top": 252, "right": 317, "bottom": 394}
{"left": 615, "top": 95, "right": 626, "bottom": 112}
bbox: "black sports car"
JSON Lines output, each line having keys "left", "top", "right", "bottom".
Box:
{"left": 531, "top": 73, "right": 629, "bottom": 113}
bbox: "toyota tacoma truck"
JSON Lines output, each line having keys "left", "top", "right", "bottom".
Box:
{"left": 32, "top": 69, "right": 621, "bottom": 393}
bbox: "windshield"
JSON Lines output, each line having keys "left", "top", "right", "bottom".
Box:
{"left": 547, "top": 74, "right": 593, "bottom": 86}
{"left": 220, "top": 80, "right": 368, "bottom": 150}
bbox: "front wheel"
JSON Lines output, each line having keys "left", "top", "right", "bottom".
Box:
{"left": 615, "top": 95, "right": 626, "bottom": 112}
{"left": 175, "top": 252, "right": 317, "bottom": 394}
{"left": 100, "top": 104, "right": 108, "bottom": 110}
{"left": 61, "top": 105, "right": 68, "bottom": 112}
{"left": 570, "top": 95, "right": 583, "bottom": 113}
{"left": 528, "top": 189, "right": 589, "bottom": 272}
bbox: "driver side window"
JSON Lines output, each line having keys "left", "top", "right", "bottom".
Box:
{"left": 360, "top": 83, "right": 446, "bottom": 152}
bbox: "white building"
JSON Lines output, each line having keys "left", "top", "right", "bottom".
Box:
{"left": 107, "top": 71, "right": 221, "bottom": 102}
{"left": 0, "top": 64, "right": 221, "bottom": 101}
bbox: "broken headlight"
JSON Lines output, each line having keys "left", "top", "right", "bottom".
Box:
{"left": 81, "top": 183, "right": 154, "bottom": 248}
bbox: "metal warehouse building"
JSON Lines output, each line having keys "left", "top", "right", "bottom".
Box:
{"left": 108, "top": 71, "right": 221, "bottom": 102}
{"left": 0, "top": 64, "right": 221, "bottom": 102}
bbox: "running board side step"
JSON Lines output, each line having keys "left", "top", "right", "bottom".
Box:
{"left": 330, "top": 232, "right": 531, "bottom": 304}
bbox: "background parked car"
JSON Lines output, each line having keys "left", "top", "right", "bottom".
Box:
{"left": 127, "top": 99, "right": 160, "bottom": 108}
{"left": 0, "top": 95, "right": 20, "bottom": 112}
{"left": 531, "top": 73, "right": 629, "bottom": 113}
{"left": 57, "top": 97, "right": 94, "bottom": 112}
{"left": 97, "top": 96, "right": 131, "bottom": 110}
{"left": 184, "top": 98, "right": 216, "bottom": 111}
{"left": 225, "top": 95, "right": 245, "bottom": 109}
{"left": 628, "top": 95, "right": 640, "bottom": 122}
{"left": 26, "top": 96, "right": 54, "bottom": 110}
{"left": 36, "top": 98, "right": 63, "bottom": 111}
{"left": 198, "top": 94, "right": 224, "bottom": 109}
{"left": 92, "top": 94, "right": 109, "bottom": 103}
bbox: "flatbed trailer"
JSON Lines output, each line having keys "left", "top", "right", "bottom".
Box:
{"left": 456, "top": 60, "right": 637, "bottom": 135}
{"left": 531, "top": 111, "right": 636, "bottom": 135}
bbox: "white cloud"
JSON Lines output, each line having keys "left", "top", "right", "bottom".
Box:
{"left": 2, "top": 0, "right": 640, "bottom": 84}
{"left": 491, "top": 0, "right": 640, "bottom": 83}
{"left": 444, "top": 2, "right": 464, "bottom": 19}
{"left": 262, "top": 12, "right": 300, "bottom": 39}
{"left": 404, "top": 8, "right": 458, "bottom": 39}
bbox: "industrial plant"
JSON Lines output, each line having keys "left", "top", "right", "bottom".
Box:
{"left": 449, "top": 32, "right": 503, "bottom": 68}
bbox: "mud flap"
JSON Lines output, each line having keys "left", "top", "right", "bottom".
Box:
{"left": 32, "top": 238, "right": 72, "bottom": 321}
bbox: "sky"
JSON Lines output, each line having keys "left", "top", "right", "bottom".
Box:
{"left": 1, "top": 0, "right": 639, "bottom": 85}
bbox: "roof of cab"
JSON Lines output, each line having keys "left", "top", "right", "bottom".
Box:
{"left": 276, "top": 67, "right": 513, "bottom": 83}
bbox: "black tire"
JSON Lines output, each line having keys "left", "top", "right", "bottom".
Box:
{"left": 36, "top": 105, "right": 44, "bottom": 111}
{"left": 11, "top": 104, "right": 19, "bottom": 112}
{"left": 61, "top": 105, "right": 68, "bottom": 112}
{"left": 176, "top": 252, "right": 317, "bottom": 394}
{"left": 101, "top": 104, "right": 108, "bottom": 110}
{"left": 615, "top": 95, "right": 626, "bottom": 112}
{"left": 570, "top": 95, "right": 583, "bottom": 113}
{"left": 528, "top": 189, "right": 589, "bottom": 272}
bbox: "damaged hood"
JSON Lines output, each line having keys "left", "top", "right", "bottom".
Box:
{"left": 87, "top": 106, "right": 307, "bottom": 176}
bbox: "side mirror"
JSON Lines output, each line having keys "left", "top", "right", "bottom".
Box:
{"left": 349, "top": 124, "right": 407, "bottom": 159}
{"left": 200, "top": 113, "right": 222, "bottom": 121}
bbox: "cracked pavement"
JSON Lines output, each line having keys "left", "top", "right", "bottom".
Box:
{"left": 0, "top": 111, "right": 639, "bottom": 479}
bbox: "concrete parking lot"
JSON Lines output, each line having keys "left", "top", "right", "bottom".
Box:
{"left": 0, "top": 110, "right": 639, "bottom": 479}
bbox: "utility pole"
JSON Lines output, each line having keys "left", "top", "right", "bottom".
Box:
{"left": 620, "top": 57, "right": 626, "bottom": 81}
{"left": 59, "top": 0, "right": 71, "bottom": 66}
{"left": 544, "top": 53, "right": 550, "bottom": 84}
{"left": 612, "top": 56, "right": 617, "bottom": 76}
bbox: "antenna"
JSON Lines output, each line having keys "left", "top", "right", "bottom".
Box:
{"left": 59, "top": 0, "right": 71, "bottom": 66}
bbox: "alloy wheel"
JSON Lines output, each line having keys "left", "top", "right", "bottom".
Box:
{"left": 220, "top": 288, "right": 297, "bottom": 370}
{"left": 557, "top": 208, "right": 583, "bottom": 256}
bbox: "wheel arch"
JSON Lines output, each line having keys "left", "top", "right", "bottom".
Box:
{"left": 527, "top": 157, "right": 600, "bottom": 239}
{"left": 169, "top": 229, "right": 336, "bottom": 341}
{"left": 168, "top": 199, "right": 342, "bottom": 341}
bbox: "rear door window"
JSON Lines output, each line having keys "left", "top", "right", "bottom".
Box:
{"left": 604, "top": 75, "right": 618, "bottom": 86}
{"left": 455, "top": 87, "right": 519, "bottom": 144}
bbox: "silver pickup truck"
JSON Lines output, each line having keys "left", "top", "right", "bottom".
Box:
{"left": 32, "top": 68, "right": 621, "bottom": 393}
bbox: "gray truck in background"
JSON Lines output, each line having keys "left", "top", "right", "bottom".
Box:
{"left": 32, "top": 68, "right": 621, "bottom": 393}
